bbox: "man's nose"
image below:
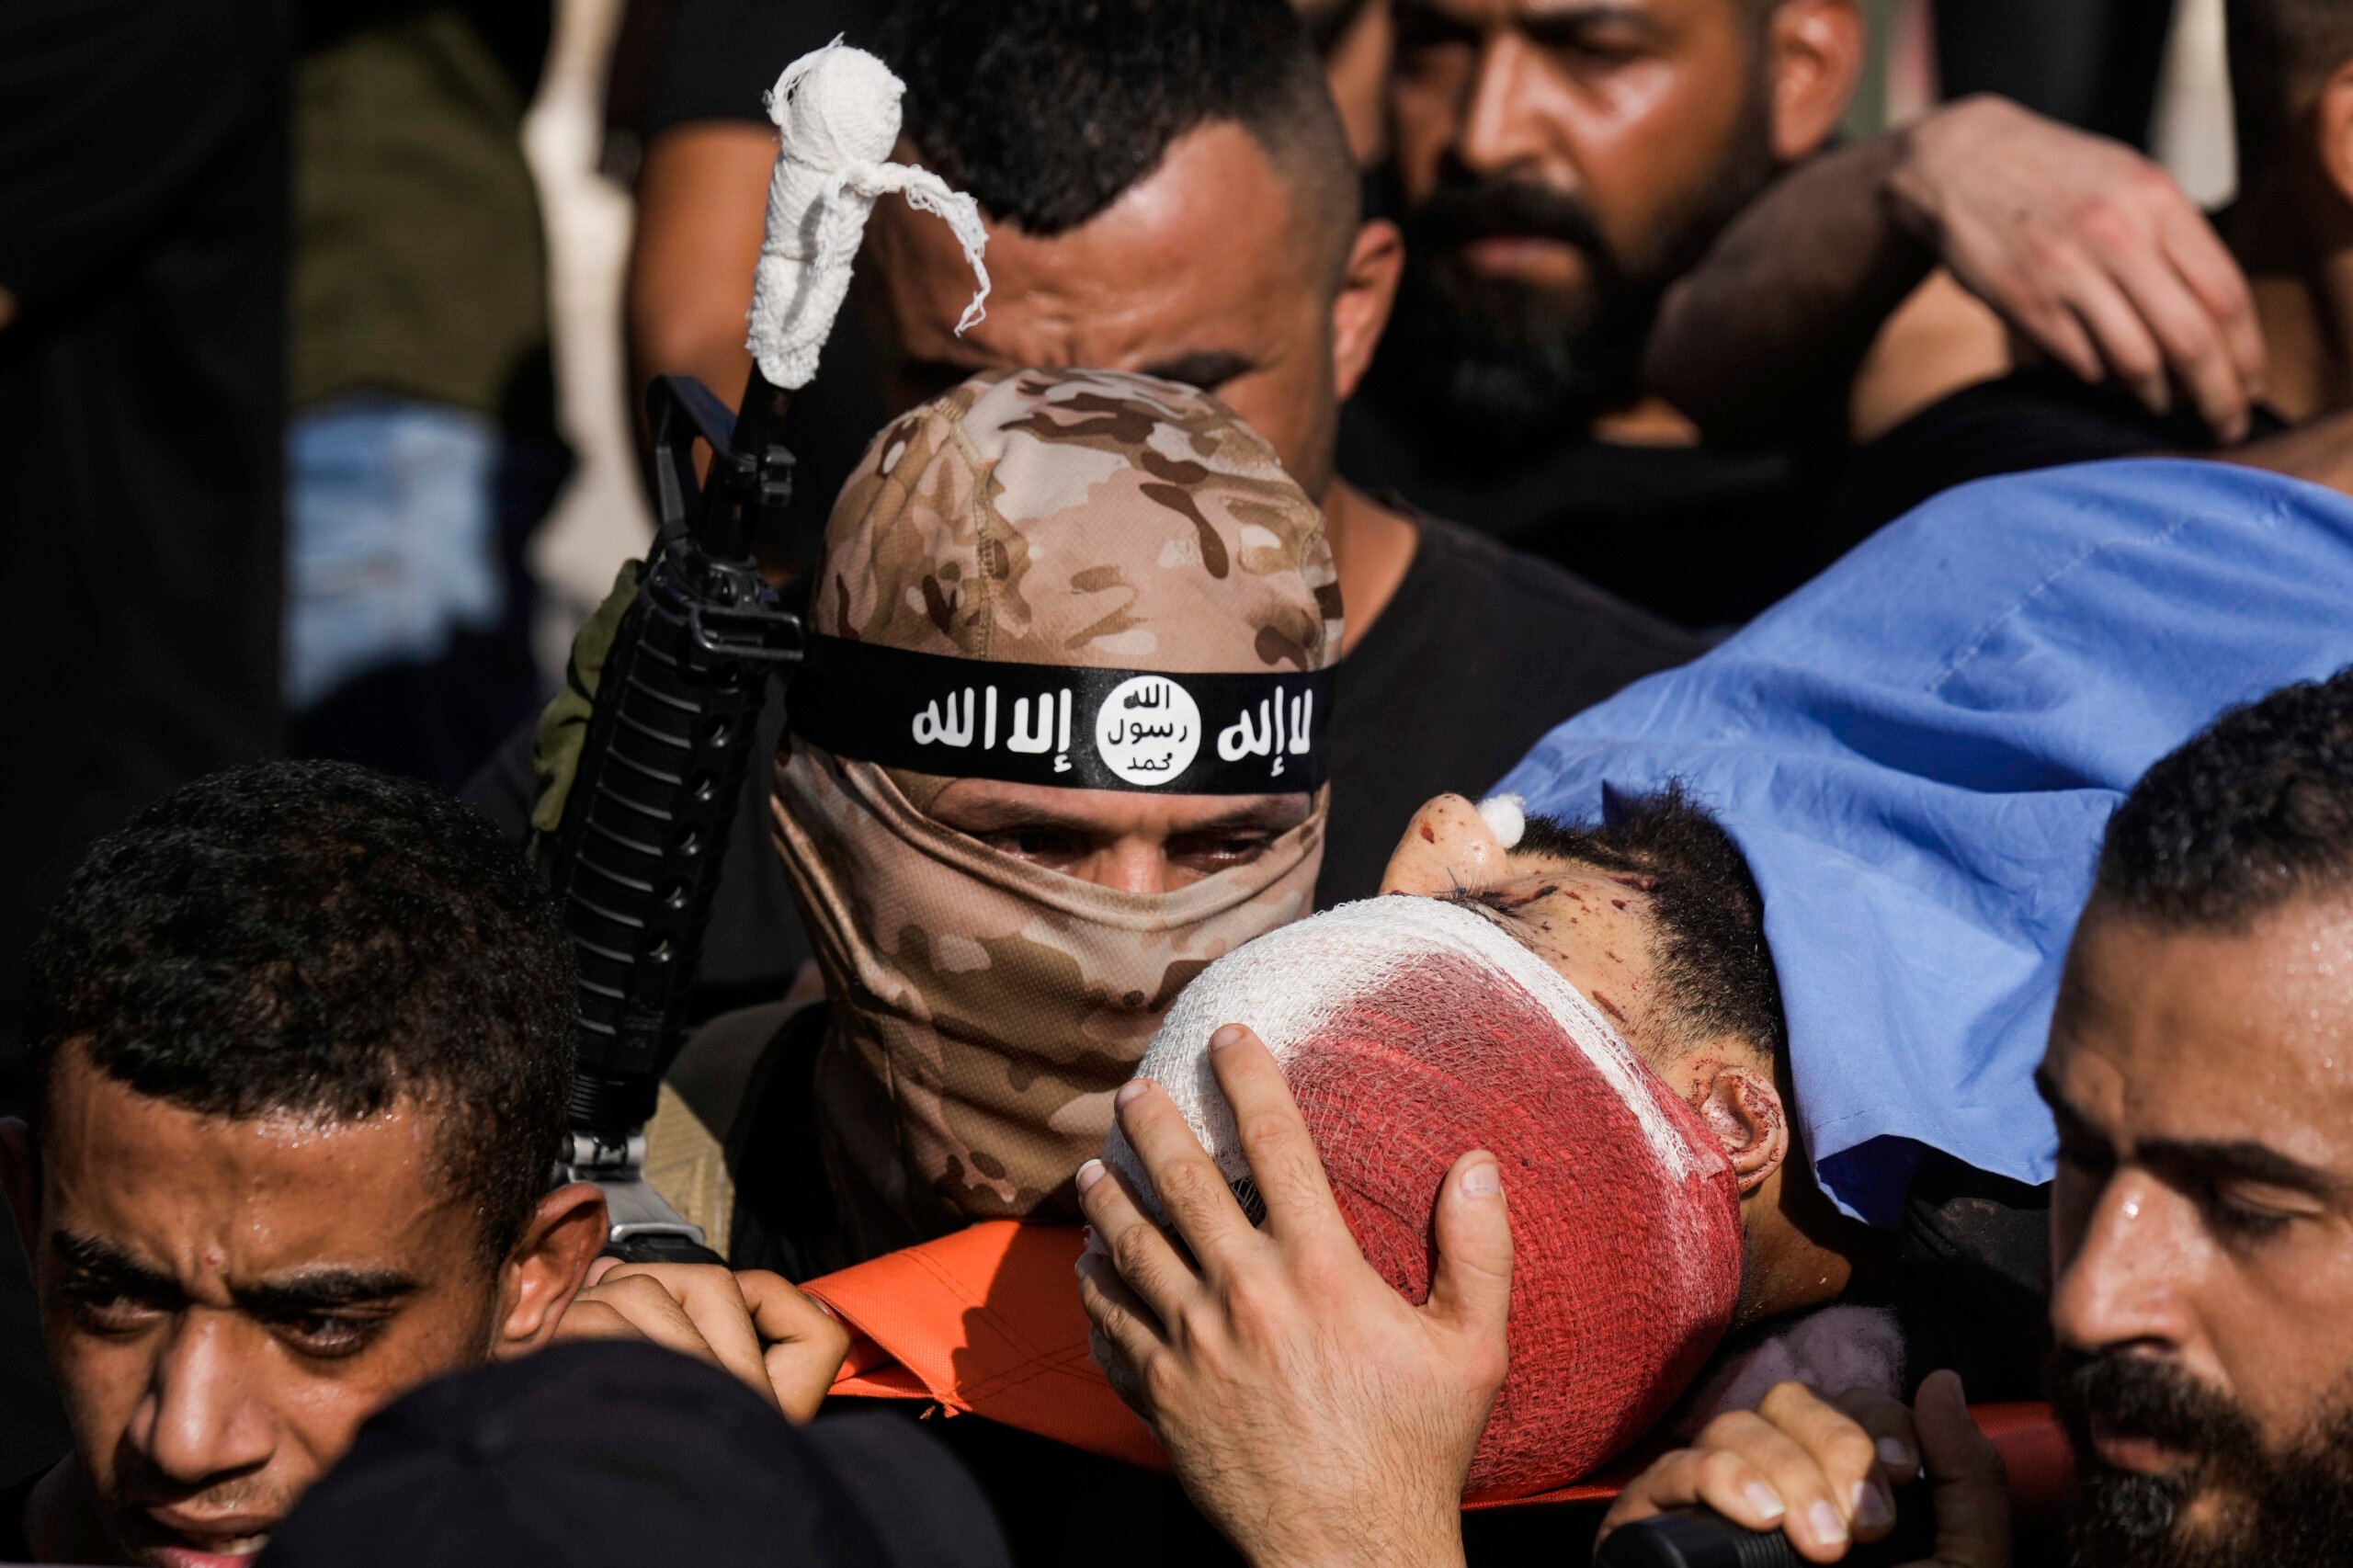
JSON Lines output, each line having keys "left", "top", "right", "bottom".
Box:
{"left": 1380, "top": 794, "right": 1510, "bottom": 895}
{"left": 2050, "top": 1169, "right": 2198, "bottom": 1358}
{"left": 1085, "top": 840, "right": 1176, "bottom": 896}
{"left": 1456, "top": 35, "right": 1551, "bottom": 178}
{"left": 134, "top": 1313, "right": 277, "bottom": 1484}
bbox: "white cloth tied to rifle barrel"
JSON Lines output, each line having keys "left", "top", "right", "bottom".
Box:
{"left": 746, "top": 40, "right": 990, "bottom": 391}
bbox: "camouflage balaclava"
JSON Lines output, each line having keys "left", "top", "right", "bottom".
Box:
{"left": 777, "top": 368, "right": 1344, "bottom": 1259}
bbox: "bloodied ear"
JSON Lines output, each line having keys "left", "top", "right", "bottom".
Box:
{"left": 1688, "top": 1062, "right": 1789, "bottom": 1195}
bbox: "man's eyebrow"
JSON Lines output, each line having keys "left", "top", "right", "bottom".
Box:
{"left": 52, "top": 1232, "right": 181, "bottom": 1301}
{"left": 1136, "top": 350, "right": 1257, "bottom": 392}
{"left": 2145, "top": 1138, "right": 2350, "bottom": 1200}
{"left": 235, "top": 1268, "right": 421, "bottom": 1316}
{"left": 2034, "top": 1067, "right": 2349, "bottom": 1199}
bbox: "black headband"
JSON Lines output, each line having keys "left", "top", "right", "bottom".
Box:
{"left": 787, "top": 636, "right": 1333, "bottom": 793}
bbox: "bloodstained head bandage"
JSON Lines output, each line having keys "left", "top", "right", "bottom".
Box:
{"left": 1103, "top": 896, "right": 1745, "bottom": 1496}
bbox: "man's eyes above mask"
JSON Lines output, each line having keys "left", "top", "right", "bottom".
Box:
{"left": 974, "top": 826, "right": 1094, "bottom": 864}
{"left": 974, "top": 826, "right": 1275, "bottom": 869}
{"left": 1165, "top": 829, "right": 1276, "bottom": 869}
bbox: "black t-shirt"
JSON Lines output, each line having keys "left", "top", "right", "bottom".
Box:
{"left": 1316, "top": 512, "right": 1700, "bottom": 903}
{"left": 1337, "top": 382, "right": 1853, "bottom": 633}
{"left": 1829, "top": 364, "right": 2292, "bottom": 541}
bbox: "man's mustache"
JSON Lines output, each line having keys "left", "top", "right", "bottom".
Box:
{"left": 2052, "top": 1349, "right": 2264, "bottom": 1468}
{"left": 1408, "top": 176, "right": 1614, "bottom": 263}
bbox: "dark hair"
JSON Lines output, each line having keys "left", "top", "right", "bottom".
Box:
{"left": 25, "top": 760, "right": 575, "bottom": 1266}
{"left": 2092, "top": 668, "right": 2353, "bottom": 931}
{"left": 2229, "top": 0, "right": 2353, "bottom": 151}
{"left": 877, "top": 0, "right": 1355, "bottom": 248}
{"left": 1518, "top": 785, "right": 1787, "bottom": 1061}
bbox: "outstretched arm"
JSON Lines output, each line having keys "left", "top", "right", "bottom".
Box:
{"left": 1646, "top": 97, "right": 2265, "bottom": 449}
{"left": 1076, "top": 1024, "right": 1514, "bottom": 1568}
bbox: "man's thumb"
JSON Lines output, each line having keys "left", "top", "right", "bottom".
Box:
{"left": 1425, "top": 1151, "right": 1513, "bottom": 1343}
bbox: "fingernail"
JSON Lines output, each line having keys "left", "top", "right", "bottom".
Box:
{"left": 1114, "top": 1078, "right": 1148, "bottom": 1108}
{"left": 1851, "top": 1480, "right": 1893, "bottom": 1531}
{"left": 1743, "top": 1482, "right": 1785, "bottom": 1523}
{"left": 1076, "top": 1158, "right": 1106, "bottom": 1194}
{"left": 1210, "top": 1024, "right": 1248, "bottom": 1051}
{"left": 1808, "top": 1501, "right": 1847, "bottom": 1550}
{"left": 1461, "top": 1159, "right": 1501, "bottom": 1198}
{"left": 1877, "top": 1434, "right": 1918, "bottom": 1474}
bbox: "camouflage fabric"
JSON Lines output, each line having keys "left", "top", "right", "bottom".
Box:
{"left": 776, "top": 367, "right": 1342, "bottom": 1258}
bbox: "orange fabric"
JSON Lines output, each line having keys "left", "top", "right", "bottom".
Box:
{"left": 804, "top": 1221, "right": 1165, "bottom": 1471}
{"left": 802, "top": 1222, "right": 2075, "bottom": 1517}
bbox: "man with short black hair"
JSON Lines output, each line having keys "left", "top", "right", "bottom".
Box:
{"left": 1598, "top": 669, "right": 2353, "bottom": 1568}
{"left": 0, "top": 762, "right": 845, "bottom": 1564}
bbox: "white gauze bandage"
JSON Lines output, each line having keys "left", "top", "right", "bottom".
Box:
{"left": 1115, "top": 895, "right": 1706, "bottom": 1193}
{"left": 1095, "top": 894, "right": 1748, "bottom": 1496}
{"left": 745, "top": 40, "right": 991, "bottom": 391}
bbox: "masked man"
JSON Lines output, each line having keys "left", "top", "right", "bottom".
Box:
{"left": 658, "top": 367, "right": 1344, "bottom": 1268}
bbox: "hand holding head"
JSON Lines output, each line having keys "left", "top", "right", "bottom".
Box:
{"left": 1076, "top": 1025, "right": 1509, "bottom": 1568}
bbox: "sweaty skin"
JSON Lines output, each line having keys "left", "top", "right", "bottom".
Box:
{"left": 856, "top": 121, "right": 1420, "bottom": 637}
{"left": 2041, "top": 896, "right": 2353, "bottom": 1542}
{"left": 0, "top": 1053, "right": 604, "bottom": 1568}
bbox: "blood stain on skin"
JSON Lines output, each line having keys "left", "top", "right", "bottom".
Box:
{"left": 1591, "top": 989, "right": 1629, "bottom": 1022}
{"left": 1612, "top": 898, "right": 1629, "bottom": 910}
{"left": 1419, "top": 823, "right": 1437, "bottom": 842}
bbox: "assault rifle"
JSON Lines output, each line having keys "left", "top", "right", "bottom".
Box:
{"left": 538, "top": 369, "right": 805, "bottom": 1263}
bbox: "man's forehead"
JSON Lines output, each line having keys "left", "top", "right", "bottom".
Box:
{"left": 2050, "top": 901, "right": 2353, "bottom": 1158}
{"left": 873, "top": 124, "right": 1315, "bottom": 356}
{"left": 41, "top": 1060, "right": 464, "bottom": 1273}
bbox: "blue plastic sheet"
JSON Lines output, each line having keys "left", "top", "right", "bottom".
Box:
{"left": 1496, "top": 460, "right": 2353, "bottom": 1225}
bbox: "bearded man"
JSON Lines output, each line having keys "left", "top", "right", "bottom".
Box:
{"left": 1341, "top": 0, "right": 2276, "bottom": 628}
{"left": 1595, "top": 671, "right": 2353, "bottom": 1568}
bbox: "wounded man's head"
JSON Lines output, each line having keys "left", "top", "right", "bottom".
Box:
{"left": 1103, "top": 785, "right": 1790, "bottom": 1494}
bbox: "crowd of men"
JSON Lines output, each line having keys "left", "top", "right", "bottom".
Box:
{"left": 4, "top": 0, "right": 2352, "bottom": 1565}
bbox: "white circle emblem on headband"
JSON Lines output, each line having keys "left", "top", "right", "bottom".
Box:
{"left": 1093, "top": 676, "right": 1204, "bottom": 786}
